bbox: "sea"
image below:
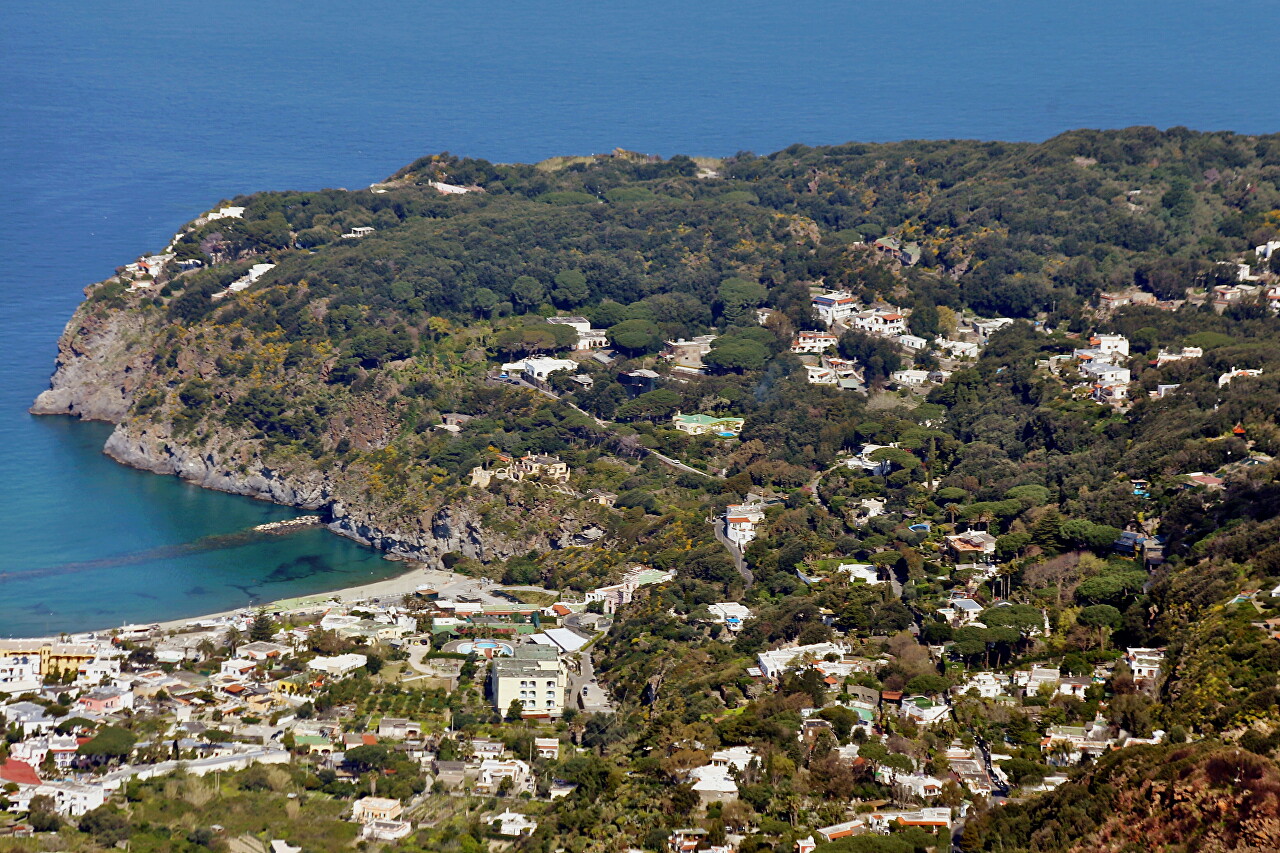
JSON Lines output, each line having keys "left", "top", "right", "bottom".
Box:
{"left": 1, "top": 0, "right": 1275, "bottom": 636}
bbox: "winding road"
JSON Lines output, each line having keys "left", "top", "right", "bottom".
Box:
{"left": 490, "top": 373, "right": 723, "bottom": 480}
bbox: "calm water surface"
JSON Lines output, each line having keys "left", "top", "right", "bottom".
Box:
{"left": 1, "top": 0, "right": 1276, "bottom": 635}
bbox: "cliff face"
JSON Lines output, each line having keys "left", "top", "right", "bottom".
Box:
{"left": 30, "top": 298, "right": 151, "bottom": 422}
{"left": 101, "top": 424, "right": 332, "bottom": 508}
{"left": 32, "top": 297, "right": 557, "bottom": 571}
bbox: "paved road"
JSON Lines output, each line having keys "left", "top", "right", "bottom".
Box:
{"left": 648, "top": 447, "right": 721, "bottom": 479}
{"left": 490, "top": 373, "right": 723, "bottom": 479}
{"left": 713, "top": 520, "right": 754, "bottom": 587}
{"left": 567, "top": 650, "right": 613, "bottom": 714}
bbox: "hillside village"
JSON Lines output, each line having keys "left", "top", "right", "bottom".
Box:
{"left": 0, "top": 564, "right": 1192, "bottom": 852}
{"left": 23, "top": 131, "right": 1280, "bottom": 852}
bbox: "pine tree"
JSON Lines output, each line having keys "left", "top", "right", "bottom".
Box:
{"left": 249, "top": 611, "right": 274, "bottom": 643}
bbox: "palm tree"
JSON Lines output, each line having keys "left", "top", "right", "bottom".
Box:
{"left": 224, "top": 627, "right": 243, "bottom": 656}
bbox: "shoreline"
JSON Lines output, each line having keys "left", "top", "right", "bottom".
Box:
{"left": 7, "top": 564, "right": 475, "bottom": 642}
{"left": 152, "top": 565, "right": 468, "bottom": 633}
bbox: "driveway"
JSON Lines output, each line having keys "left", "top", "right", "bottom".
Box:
{"left": 713, "top": 520, "right": 754, "bottom": 587}
{"left": 568, "top": 650, "right": 613, "bottom": 714}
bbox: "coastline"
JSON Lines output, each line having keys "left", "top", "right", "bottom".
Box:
{"left": 152, "top": 565, "right": 467, "bottom": 634}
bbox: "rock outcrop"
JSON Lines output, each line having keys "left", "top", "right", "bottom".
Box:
{"left": 102, "top": 424, "right": 332, "bottom": 508}
{"left": 33, "top": 296, "right": 558, "bottom": 570}
{"left": 30, "top": 300, "right": 150, "bottom": 422}
{"left": 98, "top": 420, "right": 553, "bottom": 569}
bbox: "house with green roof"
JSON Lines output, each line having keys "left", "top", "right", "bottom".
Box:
{"left": 671, "top": 413, "right": 745, "bottom": 437}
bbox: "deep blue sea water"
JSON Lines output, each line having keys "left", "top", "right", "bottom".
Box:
{"left": 1, "top": 0, "right": 1276, "bottom": 636}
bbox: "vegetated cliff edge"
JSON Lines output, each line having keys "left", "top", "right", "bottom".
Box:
{"left": 30, "top": 288, "right": 560, "bottom": 568}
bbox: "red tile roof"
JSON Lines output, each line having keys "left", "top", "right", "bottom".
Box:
{"left": 0, "top": 760, "right": 41, "bottom": 786}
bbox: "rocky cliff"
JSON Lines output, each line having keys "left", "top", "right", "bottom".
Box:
{"left": 31, "top": 294, "right": 564, "bottom": 571}
{"left": 30, "top": 296, "right": 151, "bottom": 422}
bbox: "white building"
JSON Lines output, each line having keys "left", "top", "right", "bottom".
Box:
{"left": 724, "top": 501, "right": 766, "bottom": 548}
{"left": 429, "top": 180, "right": 476, "bottom": 195}
{"left": 495, "top": 810, "right": 539, "bottom": 837}
{"left": 1126, "top": 647, "right": 1164, "bottom": 681}
{"left": 805, "top": 364, "right": 838, "bottom": 385}
{"left": 970, "top": 317, "right": 1015, "bottom": 341}
{"left": 11, "top": 734, "right": 81, "bottom": 770}
{"left": 548, "top": 317, "right": 608, "bottom": 350}
{"left": 489, "top": 645, "right": 566, "bottom": 719}
{"left": 1218, "top": 366, "right": 1263, "bottom": 387}
{"left": 708, "top": 745, "right": 757, "bottom": 772}
{"left": 755, "top": 642, "right": 850, "bottom": 680}
{"left": 895, "top": 334, "right": 928, "bottom": 351}
{"left": 891, "top": 369, "right": 931, "bottom": 387}
{"left": 214, "top": 263, "right": 276, "bottom": 298}
{"left": 527, "top": 627, "right": 590, "bottom": 654}
{"left": 687, "top": 764, "right": 739, "bottom": 804}
{"left": 791, "top": 331, "right": 840, "bottom": 354}
{"left": 308, "top": 654, "right": 368, "bottom": 678}
{"left": 476, "top": 758, "right": 532, "bottom": 794}
{"left": 899, "top": 695, "right": 950, "bottom": 726}
{"left": 954, "top": 672, "right": 1008, "bottom": 699}
{"left": 361, "top": 820, "right": 413, "bottom": 842}
{"left": 237, "top": 641, "right": 289, "bottom": 662}
{"left": 812, "top": 291, "right": 858, "bottom": 326}
{"left": 851, "top": 309, "right": 907, "bottom": 337}
{"left": 707, "top": 603, "right": 753, "bottom": 631}
{"left": 220, "top": 658, "right": 259, "bottom": 680}
{"left": 34, "top": 782, "right": 106, "bottom": 817}
{"left": 583, "top": 566, "right": 675, "bottom": 615}
{"left": 1153, "top": 346, "right": 1202, "bottom": 365}
{"left": 838, "top": 563, "right": 882, "bottom": 585}
{"left": 4, "top": 701, "right": 59, "bottom": 735}
{"left": 521, "top": 357, "right": 578, "bottom": 381}
{"left": 1091, "top": 334, "right": 1130, "bottom": 357}
{"left": 865, "top": 807, "right": 952, "bottom": 834}
{"left": 206, "top": 206, "right": 245, "bottom": 221}
{"left": 887, "top": 771, "right": 947, "bottom": 800}
{"left": 845, "top": 443, "right": 896, "bottom": 476}
{"left": 1013, "top": 666, "right": 1061, "bottom": 695}
{"left": 935, "top": 338, "right": 980, "bottom": 359}
{"left": 1081, "top": 361, "right": 1131, "bottom": 386}
{"left": 1093, "top": 383, "right": 1129, "bottom": 404}
{"left": 945, "top": 597, "right": 984, "bottom": 626}
{"left": 0, "top": 655, "right": 40, "bottom": 694}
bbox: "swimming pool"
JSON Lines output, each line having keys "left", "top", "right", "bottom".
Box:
{"left": 456, "top": 640, "right": 514, "bottom": 656}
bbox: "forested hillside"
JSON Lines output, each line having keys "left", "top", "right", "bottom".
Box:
{"left": 29, "top": 128, "right": 1280, "bottom": 851}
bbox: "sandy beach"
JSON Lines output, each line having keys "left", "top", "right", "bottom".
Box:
{"left": 153, "top": 565, "right": 470, "bottom": 633}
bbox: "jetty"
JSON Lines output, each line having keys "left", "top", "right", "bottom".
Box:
{"left": 253, "top": 515, "right": 322, "bottom": 534}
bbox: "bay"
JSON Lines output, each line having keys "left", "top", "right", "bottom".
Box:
{"left": 1, "top": 0, "right": 1275, "bottom": 635}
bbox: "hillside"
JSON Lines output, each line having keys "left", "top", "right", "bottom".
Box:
{"left": 961, "top": 742, "right": 1280, "bottom": 852}
{"left": 31, "top": 129, "right": 1280, "bottom": 557}
{"left": 23, "top": 128, "right": 1280, "bottom": 850}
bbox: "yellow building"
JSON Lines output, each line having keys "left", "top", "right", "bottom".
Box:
{"left": 0, "top": 640, "right": 97, "bottom": 678}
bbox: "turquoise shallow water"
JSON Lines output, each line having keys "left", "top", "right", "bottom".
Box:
{"left": 0, "top": 420, "right": 394, "bottom": 636}
{"left": 1, "top": 0, "right": 1276, "bottom": 635}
